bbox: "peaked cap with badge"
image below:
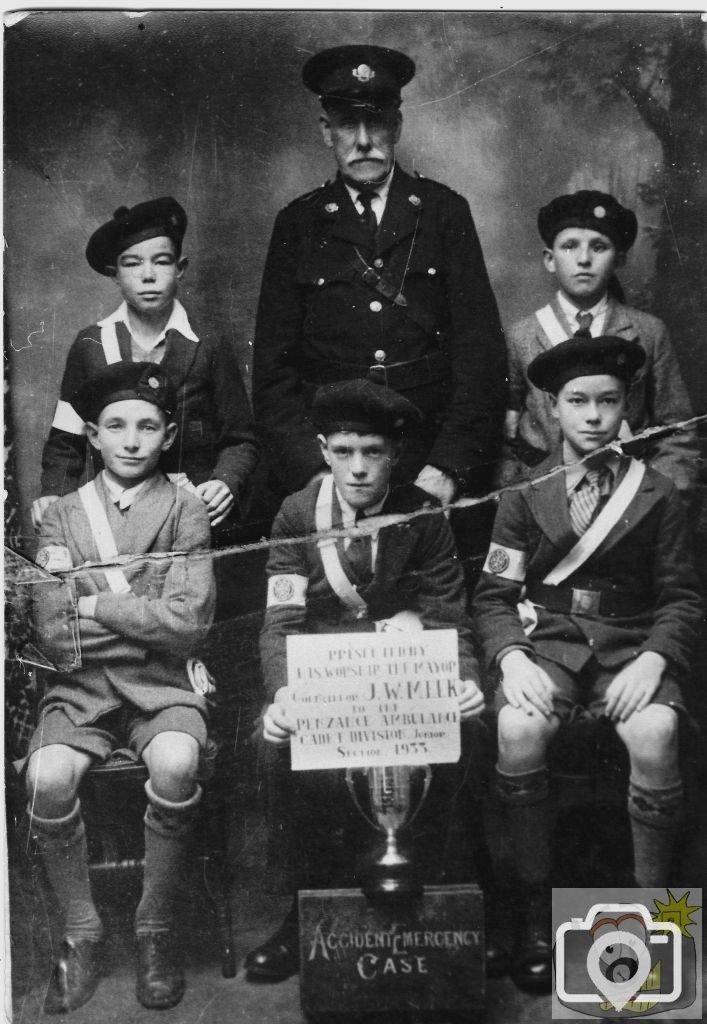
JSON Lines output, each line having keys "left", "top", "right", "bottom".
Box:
{"left": 86, "top": 197, "right": 187, "bottom": 276}
{"left": 73, "top": 361, "right": 177, "bottom": 423}
{"left": 538, "top": 190, "right": 638, "bottom": 253}
{"left": 527, "top": 335, "right": 646, "bottom": 395}
{"left": 303, "top": 44, "right": 415, "bottom": 110}
{"left": 311, "top": 378, "right": 422, "bottom": 439}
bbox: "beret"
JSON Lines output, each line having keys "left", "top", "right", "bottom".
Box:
{"left": 303, "top": 45, "right": 415, "bottom": 110}
{"left": 311, "top": 378, "right": 422, "bottom": 439}
{"left": 86, "top": 197, "right": 187, "bottom": 276}
{"left": 538, "top": 190, "right": 638, "bottom": 252}
{"left": 527, "top": 335, "right": 645, "bottom": 394}
{"left": 73, "top": 361, "right": 177, "bottom": 423}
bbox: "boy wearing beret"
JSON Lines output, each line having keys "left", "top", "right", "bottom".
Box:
{"left": 33, "top": 197, "right": 258, "bottom": 541}
{"left": 473, "top": 336, "right": 703, "bottom": 992}
{"left": 27, "top": 362, "right": 216, "bottom": 1012}
{"left": 500, "top": 190, "right": 697, "bottom": 495}
{"left": 245, "top": 378, "right": 486, "bottom": 981}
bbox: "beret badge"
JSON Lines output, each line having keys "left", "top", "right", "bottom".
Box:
{"left": 147, "top": 377, "right": 160, "bottom": 389}
{"left": 593, "top": 205, "right": 606, "bottom": 218}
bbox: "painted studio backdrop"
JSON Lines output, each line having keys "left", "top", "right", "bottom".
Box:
{"left": 5, "top": 9, "right": 707, "bottom": 547}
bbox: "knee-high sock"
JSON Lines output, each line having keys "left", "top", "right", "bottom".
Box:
{"left": 135, "top": 780, "right": 202, "bottom": 936}
{"left": 28, "top": 800, "right": 103, "bottom": 941}
{"left": 628, "top": 778, "right": 683, "bottom": 886}
{"left": 494, "top": 766, "right": 551, "bottom": 886}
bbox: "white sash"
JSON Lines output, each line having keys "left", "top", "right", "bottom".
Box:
{"left": 535, "top": 304, "right": 572, "bottom": 347}
{"left": 77, "top": 481, "right": 132, "bottom": 594}
{"left": 100, "top": 322, "right": 122, "bottom": 364}
{"left": 543, "top": 459, "right": 646, "bottom": 586}
{"left": 314, "top": 475, "right": 369, "bottom": 619}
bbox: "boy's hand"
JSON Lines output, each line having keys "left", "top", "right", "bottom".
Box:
{"left": 195, "top": 479, "right": 234, "bottom": 526}
{"left": 31, "top": 495, "right": 59, "bottom": 532}
{"left": 262, "top": 686, "right": 296, "bottom": 746}
{"left": 414, "top": 465, "right": 457, "bottom": 505}
{"left": 456, "top": 679, "right": 485, "bottom": 721}
{"left": 604, "top": 651, "right": 667, "bottom": 722}
{"left": 500, "top": 649, "right": 557, "bottom": 718}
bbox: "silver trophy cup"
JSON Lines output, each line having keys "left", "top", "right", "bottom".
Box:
{"left": 345, "top": 764, "right": 432, "bottom": 899}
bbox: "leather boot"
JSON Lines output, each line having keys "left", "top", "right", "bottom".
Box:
{"left": 244, "top": 905, "right": 299, "bottom": 981}
{"left": 43, "top": 936, "right": 104, "bottom": 1014}
{"left": 136, "top": 932, "right": 185, "bottom": 1009}
{"left": 511, "top": 886, "right": 553, "bottom": 993}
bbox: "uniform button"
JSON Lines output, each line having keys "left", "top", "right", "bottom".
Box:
{"left": 369, "top": 301, "right": 382, "bottom": 313}
{"left": 373, "top": 258, "right": 384, "bottom": 270}
{"left": 428, "top": 267, "right": 437, "bottom": 275}
{"left": 317, "top": 278, "right": 325, "bottom": 286}
{"left": 374, "top": 349, "right": 386, "bottom": 363}
{"left": 588, "top": 638, "right": 594, "bottom": 647}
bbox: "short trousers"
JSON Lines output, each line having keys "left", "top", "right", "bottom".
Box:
{"left": 27, "top": 703, "right": 207, "bottom": 763}
{"left": 495, "top": 653, "right": 685, "bottom": 725}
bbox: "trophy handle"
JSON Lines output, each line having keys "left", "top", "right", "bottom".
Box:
{"left": 404, "top": 764, "right": 432, "bottom": 829}
{"left": 345, "top": 767, "right": 380, "bottom": 831}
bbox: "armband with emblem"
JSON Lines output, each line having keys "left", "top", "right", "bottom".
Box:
{"left": 35, "top": 544, "right": 73, "bottom": 573}
{"left": 267, "top": 574, "right": 308, "bottom": 608}
{"left": 482, "top": 543, "right": 527, "bottom": 582}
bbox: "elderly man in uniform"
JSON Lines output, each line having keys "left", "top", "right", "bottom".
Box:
{"left": 252, "top": 44, "right": 506, "bottom": 504}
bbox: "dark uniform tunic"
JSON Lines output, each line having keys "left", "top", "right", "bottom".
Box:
{"left": 253, "top": 165, "right": 507, "bottom": 494}
{"left": 473, "top": 452, "right": 703, "bottom": 682}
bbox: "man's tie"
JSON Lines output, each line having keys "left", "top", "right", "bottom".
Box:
{"left": 357, "top": 191, "right": 379, "bottom": 240}
{"left": 569, "top": 467, "right": 611, "bottom": 536}
{"left": 574, "top": 311, "right": 594, "bottom": 338}
{"left": 345, "top": 511, "right": 373, "bottom": 585}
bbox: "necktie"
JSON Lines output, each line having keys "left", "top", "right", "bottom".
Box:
{"left": 569, "top": 467, "right": 611, "bottom": 536}
{"left": 345, "top": 511, "right": 373, "bottom": 585}
{"left": 574, "top": 311, "right": 594, "bottom": 337}
{"left": 357, "top": 191, "right": 378, "bottom": 239}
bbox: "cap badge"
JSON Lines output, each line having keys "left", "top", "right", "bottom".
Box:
{"left": 352, "top": 64, "right": 376, "bottom": 82}
{"left": 593, "top": 205, "right": 606, "bottom": 218}
{"left": 409, "top": 194, "right": 421, "bottom": 207}
{"left": 147, "top": 377, "right": 161, "bottom": 389}
{"left": 324, "top": 202, "right": 339, "bottom": 214}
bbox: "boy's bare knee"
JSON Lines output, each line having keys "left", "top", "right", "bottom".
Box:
{"left": 25, "top": 745, "right": 91, "bottom": 816}
{"left": 143, "top": 732, "right": 200, "bottom": 802}
{"left": 618, "top": 704, "right": 679, "bottom": 767}
{"left": 498, "top": 705, "right": 555, "bottom": 766}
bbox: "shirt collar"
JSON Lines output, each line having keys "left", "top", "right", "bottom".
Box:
{"left": 97, "top": 298, "right": 199, "bottom": 344}
{"left": 335, "top": 485, "right": 389, "bottom": 526}
{"left": 562, "top": 446, "right": 621, "bottom": 494}
{"left": 344, "top": 166, "right": 395, "bottom": 210}
{"left": 557, "top": 290, "right": 609, "bottom": 327}
{"left": 101, "top": 471, "right": 148, "bottom": 510}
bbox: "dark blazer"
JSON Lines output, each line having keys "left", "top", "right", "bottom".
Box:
{"left": 252, "top": 164, "right": 506, "bottom": 492}
{"left": 473, "top": 452, "right": 703, "bottom": 676}
{"left": 35, "top": 472, "right": 215, "bottom": 726}
{"left": 504, "top": 297, "right": 697, "bottom": 492}
{"left": 260, "top": 478, "right": 479, "bottom": 700}
{"left": 40, "top": 314, "right": 259, "bottom": 521}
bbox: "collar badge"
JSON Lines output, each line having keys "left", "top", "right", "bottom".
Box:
{"left": 409, "top": 194, "right": 421, "bottom": 207}
{"left": 325, "top": 202, "right": 339, "bottom": 213}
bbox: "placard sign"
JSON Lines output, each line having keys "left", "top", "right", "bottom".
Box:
{"left": 287, "top": 630, "right": 460, "bottom": 770}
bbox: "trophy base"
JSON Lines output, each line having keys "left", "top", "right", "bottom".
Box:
{"left": 299, "top": 885, "right": 484, "bottom": 1019}
{"left": 357, "top": 847, "right": 423, "bottom": 901}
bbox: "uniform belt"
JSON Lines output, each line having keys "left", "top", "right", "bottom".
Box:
{"left": 301, "top": 351, "right": 450, "bottom": 391}
{"left": 527, "top": 582, "right": 650, "bottom": 619}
